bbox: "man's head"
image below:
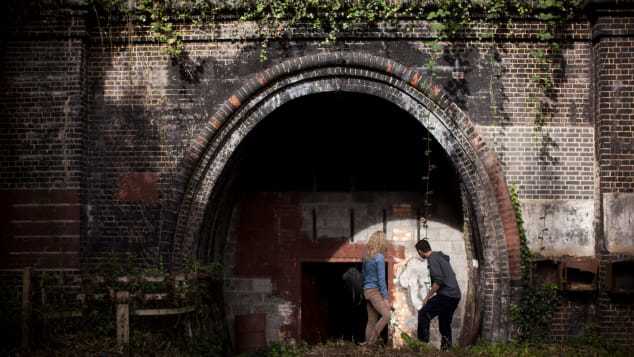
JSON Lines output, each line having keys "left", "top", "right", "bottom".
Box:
{"left": 415, "top": 239, "right": 432, "bottom": 259}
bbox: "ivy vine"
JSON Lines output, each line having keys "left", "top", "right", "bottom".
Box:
{"left": 530, "top": 0, "right": 582, "bottom": 139}
{"left": 85, "top": 0, "right": 237, "bottom": 58}
{"left": 82, "top": 0, "right": 584, "bottom": 138}
{"left": 509, "top": 184, "right": 561, "bottom": 342}
{"left": 509, "top": 185, "right": 532, "bottom": 283}
{"left": 241, "top": 0, "right": 402, "bottom": 60}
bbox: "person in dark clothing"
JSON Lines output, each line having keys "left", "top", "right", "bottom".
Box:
{"left": 415, "top": 239, "right": 461, "bottom": 351}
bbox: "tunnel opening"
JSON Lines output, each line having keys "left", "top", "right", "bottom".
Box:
{"left": 300, "top": 261, "right": 390, "bottom": 344}
{"left": 200, "top": 91, "right": 467, "bottom": 348}
{"left": 302, "top": 262, "right": 364, "bottom": 344}
{"left": 232, "top": 92, "right": 463, "bottom": 198}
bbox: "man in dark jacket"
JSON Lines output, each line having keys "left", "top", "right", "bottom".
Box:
{"left": 415, "top": 239, "right": 461, "bottom": 351}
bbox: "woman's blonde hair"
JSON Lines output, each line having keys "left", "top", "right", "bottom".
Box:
{"left": 365, "top": 230, "right": 388, "bottom": 259}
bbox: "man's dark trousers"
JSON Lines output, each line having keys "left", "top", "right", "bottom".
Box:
{"left": 417, "top": 294, "right": 460, "bottom": 350}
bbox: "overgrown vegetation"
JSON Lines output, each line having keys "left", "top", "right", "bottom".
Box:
{"left": 80, "top": 1, "right": 583, "bottom": 56}
{"left": 6, "top": 255, "right": 228, "bottom": 356}
{"left": 509, "top": 185, "right": 532, "bottom": 283}
{"left": 78, "top": 0, "right": 583, "bottom": 133}
{"left": 509, "top": 185, "right": 561, "bottom": 342}
{"left": 239, "top": 338, "right": 632, "bottom": 357}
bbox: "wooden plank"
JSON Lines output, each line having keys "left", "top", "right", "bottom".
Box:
{"left": 142, "top": 275, "right": 165, "bottom": 283}
{"left": 43, "top": 311, "right": 82, "bottom": 319}
{"left": 142, "top": 293, "right": 168, "bottom": 301}
{"left": 133, "top": 306, "right": 196, "bottom": 316}
{"left": 116, "top": 291, "right": 130, "bottom": 346}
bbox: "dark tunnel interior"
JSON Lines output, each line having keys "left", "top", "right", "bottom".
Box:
{"left": 231, "top": 91, "right": 463, "bottom": 221}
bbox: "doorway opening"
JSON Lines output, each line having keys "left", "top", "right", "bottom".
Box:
{"left": 301, "top": 261, "right": 388, "bottom": 344}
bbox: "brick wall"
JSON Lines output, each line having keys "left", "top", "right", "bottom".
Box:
{"left": 595, "top": 15, "right": 634, "bottom": 194}
{"left": 0, "top": 8, "right": 84, "bottom": 273}
{"left": 74, "top": 21, "right": 596, "bottom": 266}
{"left": 0, "top": 2, "right": 633, "bottom": 347}
{"left": 594, "top": 11, "right": 634, "bottom": 347}
{"left": 480, "top": 126, "right": 595, "bottom": 199}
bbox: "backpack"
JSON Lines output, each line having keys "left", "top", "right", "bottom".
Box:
{"left": 342, "top": 266, "right": 364, "bottom": 306}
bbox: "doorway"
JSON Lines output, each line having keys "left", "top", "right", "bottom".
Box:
{"left": 301, "top": 261, "right": 389, "bottom": 344}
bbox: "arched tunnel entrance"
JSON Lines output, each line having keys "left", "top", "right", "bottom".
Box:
{"left": 199, "top": 92, "right": 470, "bottom": 350}
{"left": 171, "top": 53, "right": 519, "bottom": 353}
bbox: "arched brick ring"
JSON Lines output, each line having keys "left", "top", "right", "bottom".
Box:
{"left": 168, "top": 52, "right": 520, "bottom": 341}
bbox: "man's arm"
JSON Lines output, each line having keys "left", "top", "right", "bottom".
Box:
{"left": 423, "top": 282, "right": 441, "bottom": 305}
{"left": 423, "top": 257, "right": 445, "bottom": 305}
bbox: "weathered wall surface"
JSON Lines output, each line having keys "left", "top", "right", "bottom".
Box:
{"left": 603, "top": 193, "right": 634, "bottom": 254}
{"left": 479, "top": 125, "right": 597, "bottom": 257}
{"left": 77, "top": 23, "right": 595, "bottom": 263}
{"left": 223, "top": 192, "right": 468, "bottom": 348}
{"left": 520, "top": 200, "right": 595, "bottom": 257}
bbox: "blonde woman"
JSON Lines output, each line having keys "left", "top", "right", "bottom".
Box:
{"left": 361, "top": 230, "right": 391, "bottom": 345}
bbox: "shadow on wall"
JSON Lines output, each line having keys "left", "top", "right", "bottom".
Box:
{"left": 84, "top": 31, "right": 511, "bottom": 268}
{"left": 83, "top": 34, "right": 272, "bottom": 267}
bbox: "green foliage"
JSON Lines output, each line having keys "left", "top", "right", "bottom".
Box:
{"left": 462, "top": 337, "right": 632, "bottom": 357}
{"left": 84, "top": 0, "right": 226, "bottom": 58}
{"left": 526, "top": 0, "right": 582, "bottom": 131}
{"left": 400, "top": 332, "right": 434, "bottom": 353}
{"left": 262, "top": 341, "right": 306, "bottom": 357}
{"left": 238, "top": 340, "right": 308, "bottom": 357}
{"left": 242, "top": 0, "right": 402, "bottom": 60}
{"left": 509, "top": 185, "right": 561, "bottom": 342}
{"left": 241, "top": 339, "right": 634, "bottom": 357}
{"left": 21, "top": 253, "right": 228, "bottom": 355}
{"left": 466, "top": 341, "right": 535, "bottom": 357}
{"left": 510, "top": 283, "right": 560, "bottom": 341}
{"left": 510, "top": 185, "right": 531, "bottom": 282}
{"left": 83, "top": 0, "right": 583, "bottom": 63}
{"left": 426, "top": 0, "right": 474, "bottom": 39}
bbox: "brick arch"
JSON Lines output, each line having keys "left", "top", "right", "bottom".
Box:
{"left": 169, "top": 52, "right": 520, "bottom": 341}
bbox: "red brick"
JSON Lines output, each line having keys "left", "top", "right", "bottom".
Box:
{"left": 115, "top": 172, "right": 160, "bottom": 203}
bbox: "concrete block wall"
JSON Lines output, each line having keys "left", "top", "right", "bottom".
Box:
{"left": 223, "top": 192, "right": 468, "bottom": 348}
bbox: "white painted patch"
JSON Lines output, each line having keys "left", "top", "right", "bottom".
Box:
{"left": 398, "top": 257, "right": 430, "bottom": 311}
{"left": 521, "top": 199, "right": 595, "bottom": 257}
{"left": 604, "top": 193, "right": 634, "bottom": 254}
